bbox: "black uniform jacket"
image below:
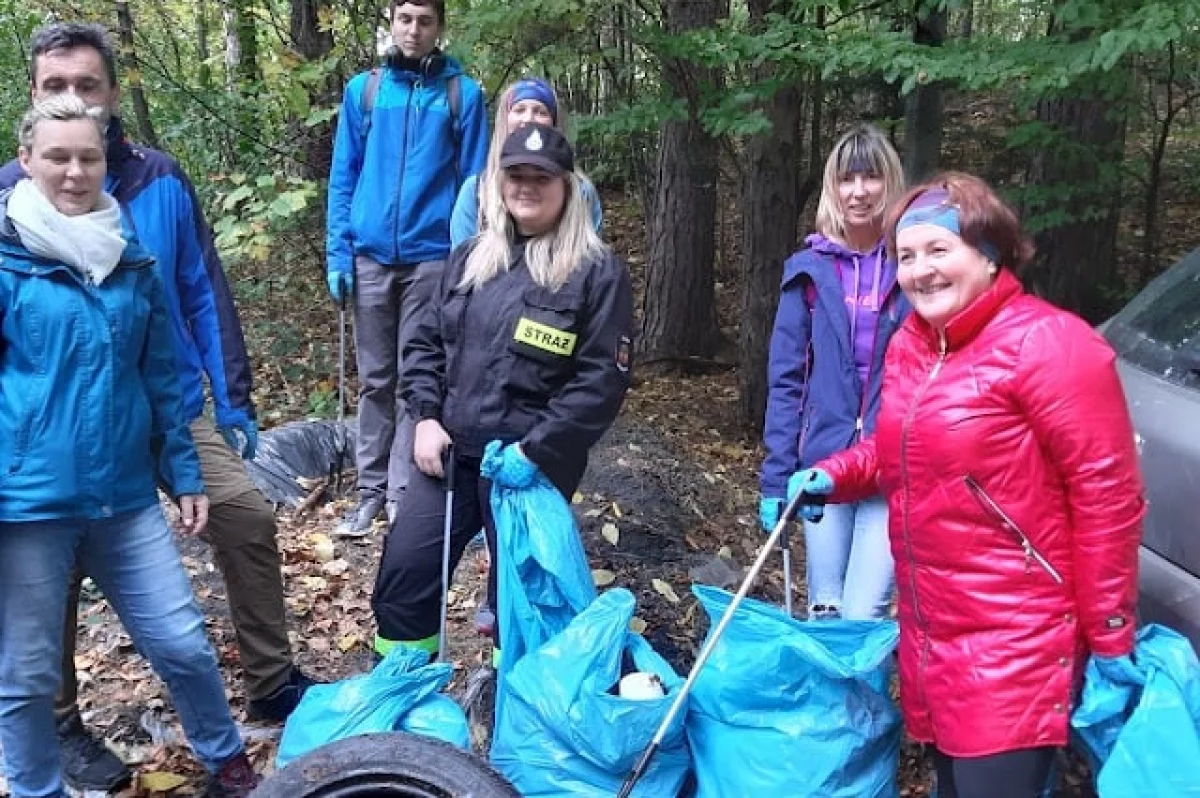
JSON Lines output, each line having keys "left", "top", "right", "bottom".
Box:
{"left": 403, "top": 240, "right": 634, "bottom": 493}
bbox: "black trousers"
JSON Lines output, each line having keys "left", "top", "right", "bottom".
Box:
{"left": 372, "top": 454, "right": 496, "bottom": 644}
{"left": 933, "top": 747, "right": 1057, "bottom": 798}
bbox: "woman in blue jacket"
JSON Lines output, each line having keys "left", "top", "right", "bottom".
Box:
{"left": 0, "top": 96, "right": 255, "bottom": 798}
{"left": 760, "top": 124, "right": 908, "bottom": 620}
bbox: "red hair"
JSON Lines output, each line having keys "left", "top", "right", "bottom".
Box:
{"left": 884, "top": 172, "right": 1035, "bottom": 271}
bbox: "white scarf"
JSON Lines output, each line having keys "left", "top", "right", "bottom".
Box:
{"left": 7, "top": 178, "right": 127, "bottom": 285}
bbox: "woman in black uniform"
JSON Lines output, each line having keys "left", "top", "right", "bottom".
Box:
{"left": 370, "top": 124, "right": 633, "bottom": 657}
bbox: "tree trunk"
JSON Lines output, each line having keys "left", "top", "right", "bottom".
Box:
{"left": 197, "top": 1, "right": 212, "bottom": 91}
{"left": 114, "top": 1, "right": 159, "bottom": 149}
{"left": 223, "top": 0, "right": 259, "bottom": 86}
{"left": 903, "top": 6, "right": 946, "bottom": 182}
{"left": 1026, "top": 92, "right": 1126, "bottom": 321}
{"left": 735, "top": 0, "right": 811, "bottom": 432}
{"left": 290, "top": 0, "right": 336, "bottom": 180}
{"left": 639, "top": 0, "right": 727, "bottom": 363}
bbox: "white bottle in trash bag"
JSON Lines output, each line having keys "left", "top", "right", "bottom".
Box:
{"left": 618, "top": 671, "right": 666, "bottom": 700}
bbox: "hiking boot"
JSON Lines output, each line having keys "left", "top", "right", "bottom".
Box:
{"left": 334, "top": 493, "right": 385, "bottom": 538}
{"left": 246, "top": 667, "right": 320, "bottom": 723}
{"left": 57, "top": 713, "right": 133, "bottom": 793}
{"left": 204, "top": 752, "right": 259, "bottom": 798}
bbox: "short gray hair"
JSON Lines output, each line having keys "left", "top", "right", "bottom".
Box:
{"left": 17, "top": 94, "right": 105, "bottom": 150}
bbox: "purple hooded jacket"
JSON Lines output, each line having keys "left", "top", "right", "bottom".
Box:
{"left": 760, "top": 237, "right": 910, "bottom": 498}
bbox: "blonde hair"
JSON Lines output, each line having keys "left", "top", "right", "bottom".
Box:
{"left": 18, "top": 94, "right": 105, "bottom": 150}
{"left": 475, "top": 80, "right": 571, "bottom": 239}
{"left": 460, "top": 170, "right": 605, "bottom": 292}
{"left": 813, "top": 123, "right": 904, "bottom": 245}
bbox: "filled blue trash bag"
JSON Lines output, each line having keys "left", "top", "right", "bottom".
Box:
{"left": 484, "top": 459, "right": 596, "bottom": 671}
{"left": 687, "top": 586, "right": 902, "bottom": 798}
{"left": 490, "top": 588, "right": 691, "bottom": 797}
{"left": 275, "top": 646, "right": 469, "bottom": 769}
{"left": 1072, "top": 623, "right": 1200, "bottom": 797}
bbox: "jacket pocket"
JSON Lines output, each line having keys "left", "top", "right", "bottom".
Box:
{"left": 963, "top": 474, "right": 1064, "bottom": 584}
{"left": 507, "top": 288, "right": 581, "bottom": 397}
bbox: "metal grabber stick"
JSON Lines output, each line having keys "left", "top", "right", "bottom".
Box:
{"left": 330, "top": 288, "right": 349, "bottom": 494}
{"left": 438, "top": 447, "right": 457, "bottom": 662}
{"left": 616, "top": 489, "right": 825, "bottom": 798}
{"left": 781, "top": 520, "right": 794, "bottom": 617}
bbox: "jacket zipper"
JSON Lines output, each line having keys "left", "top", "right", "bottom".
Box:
{"left": 900, "top": 332, "right": 948, "bottom": 719}
{"left": 392, "top": 77, "right": 416, "bottom": 262}
{"left": 963, "top": 475, "right": 1064, "bottom": 584}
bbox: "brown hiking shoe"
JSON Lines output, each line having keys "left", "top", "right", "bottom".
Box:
{"left": 204, "top": 751, "right": 259, "bottom": 798}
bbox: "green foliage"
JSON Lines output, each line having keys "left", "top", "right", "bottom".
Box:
{"left": 211, "top": 173, "right": 320, "bottom": 263}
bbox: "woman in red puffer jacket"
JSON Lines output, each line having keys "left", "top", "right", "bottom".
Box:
{"left": 787, "top": 172, "right": 1144, "bottom": 798}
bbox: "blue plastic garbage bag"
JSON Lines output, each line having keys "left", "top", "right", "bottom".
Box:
{"left": 687, "top": 586, "right": 901, "bottom": 798}
{"left": 483, "top": 459, "right": 595, "bottom": 671}
{"left": 490, "top": 588, "right": 691, "bottom": 797}
{"left": 1072, "top": 623, "right": 1200, "bottom": 797}
{"left": 276, "top": 646, "right": 469, "bottom": 769}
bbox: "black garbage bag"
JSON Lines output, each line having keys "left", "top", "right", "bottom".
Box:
{"left": 244, "top": 419, "right": 356, "bottom": 507}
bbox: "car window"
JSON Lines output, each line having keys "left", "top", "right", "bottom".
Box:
{"left": 1104, "top": 248, "right": 1200, "bottom": 390}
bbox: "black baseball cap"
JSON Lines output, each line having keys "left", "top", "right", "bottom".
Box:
{"left": 499, "top": 123, "right": 574, "bottom": 175}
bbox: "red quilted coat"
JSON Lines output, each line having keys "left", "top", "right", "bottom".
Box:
{"left": 820, "top": 269, "right": 1144, "bottom": 756}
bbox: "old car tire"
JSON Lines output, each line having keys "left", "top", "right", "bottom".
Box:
{"left": 250, "top": 732, "right": 520, "bottom": 798}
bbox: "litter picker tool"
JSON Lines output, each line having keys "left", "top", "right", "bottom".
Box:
{"left": 780, "top": 522, "right": 794, "bottom": 616}
{"left": 329, "top": 287, "right": 350, "bottom": 495}
{"left": 438, "top": 447, "right": 457, "bottom": 662}
{"left": 616, "top": 488, "right": 825, "bottom": 798}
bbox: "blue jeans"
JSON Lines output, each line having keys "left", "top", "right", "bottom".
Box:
{"left": 0, "top": 506, "right": 243, "bottom": 798}
{"left": 802, "top": 495, "right": 893, "bottom": 620}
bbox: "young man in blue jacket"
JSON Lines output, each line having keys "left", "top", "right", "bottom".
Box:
{"left": 325, "top": 0, "right": 489, "bottom": 536}
{"left": 0, "top": 22, "right": 316, "bottom": 793}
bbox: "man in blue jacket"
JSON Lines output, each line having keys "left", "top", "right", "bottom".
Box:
{"left": 326, "top": 0, "right": 488, "bottom": 536}
{"left": 0, "top": 22, "right": 315, "bottom": 792}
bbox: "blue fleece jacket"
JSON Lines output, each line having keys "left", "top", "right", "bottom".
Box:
{"left": 0, "top": 120, "right": 256, "bottom": 430}
{"left": 327, "top": 55, "right": 489, "bottom": 273}
{"left": 760, "top": 241, "right": 910, "bottom": 498}
{"left": 449, "top": 173, "right": 605, "bottom": 249}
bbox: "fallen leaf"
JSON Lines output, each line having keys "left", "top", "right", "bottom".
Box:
{"left": 308, "top": 637, "right": 331, "bottom": 653}
{"left": 611, "top": 502, "right": 623, "bottom": 518}
{"left": 572, "top": 491, "right": 584, "bottom": 504}
{"left": 601, "top": 523, "right": 620, "bottom": 546}
{"left": 629, "top": 616, "right": 647, "bottom": 634}
{"left": 338, "top": 634, "right": 361, "bottom": 652}
{"left": 652, "top": 578, "right": 681, "bottom": 604}
{"left": 718, "top": 545, "right": 732, "bottom": 559}
{"left": 592, "top": 569, "right": 616, "bottom": 587}
{"left": 141, "top": 771, "right": 188, "bottom": 792}
{"left": 584, "top": 508, "right": 603, "bottom": 518}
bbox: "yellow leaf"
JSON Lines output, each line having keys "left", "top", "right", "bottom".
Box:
{"left": 572, "top": 491, "right": 584, "bottom": 504}
{"left": 611, "top": 501, "right": 623, "bottom": 518}
{"left": 141, "top": 771, "right": 188, "bottom": 792}
{"left": 629, "top": 616, "right": 647, "bottom": 634}
{"left": 652, "top": 578, "right": 681, "bottom": 604}
{"left": 338, "top": 634, "right": 360, "bottom": 652}
{"left": 601, "top": 523, "right": 620, "bottom": 546}
{"left": 718, "top": 545, "right": 732, "bottom": 559}
{"left": 592, "top": 568, "right": 616, "bottom": 587}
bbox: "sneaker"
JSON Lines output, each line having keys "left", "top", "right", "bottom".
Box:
{"left": 246, "top": 667, "right": 320, "bottom": 723}
{"left": 333, "top": 493, "right": 385, "bottom": 538}
{"left": 204, "top": 752, "right": 259, "bottom": 798}
{"left": 57, "top": 714, "right": 133, "bottom": 793}
{"left": 474, "top": 602, "right": 496, "bottom": 637}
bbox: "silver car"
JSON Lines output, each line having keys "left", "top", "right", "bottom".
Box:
{"left": 1102, "top": 247, "right": 1200, "bottom": 654}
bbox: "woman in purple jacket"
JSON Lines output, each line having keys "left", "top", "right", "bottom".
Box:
{"left": 760, "top": 124, "right": 908, "bottom": 619}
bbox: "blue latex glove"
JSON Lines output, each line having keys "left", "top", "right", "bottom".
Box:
{"left": 481, "top": 439, "right": 539, "bottom": 488}
{"left": 327, "top": 270, "right": 352, "bottom": 303}
{"left": 786, "top": 468, "right": 834, "bottom": 522}
{"left": 759, "top": 497, "right": 784, "bottom": 532}
{"left": 1093, "top": 653, "right": 1144, "bottom": 686}
{"left": 219, "top": 419, "right": 258, "bottom": 460}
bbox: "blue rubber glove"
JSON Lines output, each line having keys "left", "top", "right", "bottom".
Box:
{"left": 219, "top": 419, "right": 258, "bottom": 460}
{"left": 1093, "top": 653, "right": 1144, "bottom": 686}
{"left": 481, "top": 439, "right": 539, "bottom": 488}
{"left": 327, "top": 270, "right": 352, "bottom": 303}
{"left": 786, "top": 468, "right": 834, "bottom": 522}
{"left": 759, "top": 497, "right": 784, "bottom": 532}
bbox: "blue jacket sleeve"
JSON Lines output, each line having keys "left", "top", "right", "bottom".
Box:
{"left": 581, "top": 176, "right": 604, "bottom": 235}
{"left": 456, "top": 80, "right": 490, "bottom": 184}
{"left": 169, "top": 167, "right": 256, "bottom": 428}
{"left": 140, "top": 269, "right": 204, "bottom": 497}
{"left": 449, "top": 175, "right": 479, "bottom": 249}
{"left": 327, "top": 75, "right": 367, "bottom": 278}
{"left": 761, "top": 271, "right": 813, "bottom": 497}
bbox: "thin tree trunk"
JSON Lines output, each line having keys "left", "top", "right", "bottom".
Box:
{"left": 114, "top": 0, "right": 159, "bottom": 148}
{"left": 197, "top": 0, "right": 212, "bottom": 91}
{"left": 903, "top": 6, "right": 946, "bottom": 182}
{"left": 289, "top": 0, "right": 336, "bottom": 180}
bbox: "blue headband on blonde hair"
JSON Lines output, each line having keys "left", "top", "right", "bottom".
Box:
{"left": 897, "top": 188, "right": 1000, "bottom": 263}
{"left": 509, "top": 78, "right": 558, "bottom": 125}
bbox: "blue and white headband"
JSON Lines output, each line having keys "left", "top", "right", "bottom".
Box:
{"left": 509, "top": 78, "right": 558, "bottom": 125}
{"left": 897, "top": 188, "right": 1000, "bottom": 263}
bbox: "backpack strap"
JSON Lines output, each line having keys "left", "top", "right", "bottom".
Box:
{"left": 446, "top": 74, "right": 461, "bottom": 146}
{"left": 360, "top": 67, "right": 383, "bottom": 145}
